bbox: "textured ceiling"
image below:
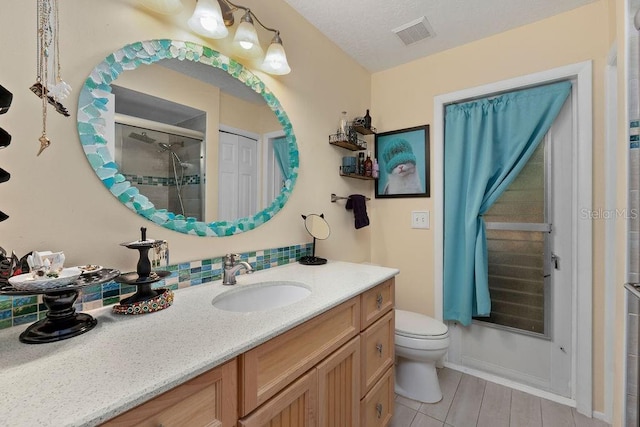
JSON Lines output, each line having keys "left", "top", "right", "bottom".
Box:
{"left": 282, "top": 0, "right": 599, "bottom": 72}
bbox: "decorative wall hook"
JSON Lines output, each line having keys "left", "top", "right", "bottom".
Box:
{"left": 0, "top": 85, "right": 12, "bottom": 115}
{"left": 0, "top": 128, "right": 11, "bottom": 148}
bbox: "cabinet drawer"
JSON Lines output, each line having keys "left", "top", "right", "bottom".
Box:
{"left": 360, "top": 310, "right": 394, "bottom": 397}
{"left": 360, "top": 366, "right": 394, "bottom": 427}
{"left": 102, "top": 358, "right": 237, "bottom": 427}
{"left": 361, "top": 279, "right": 394, "bottom": 330}
{"left": 240, "top": 297, "right": 360, "bottom": 416}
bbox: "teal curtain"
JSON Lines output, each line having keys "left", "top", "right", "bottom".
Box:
{"left": 443, "top": 81, "right": 571, "bottom": 325}
{"left": 273, "top": 136, "right": 290, "bottom": 181}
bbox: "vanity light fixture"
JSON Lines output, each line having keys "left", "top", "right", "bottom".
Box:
{"left": 261, "top": 32, "right": 291, "bottom": 75}
{"left": 187, "top": 0, "right": 290, "bottom": 75}
{"left": 232, "top": 10, "right": 263, "bottom": 59}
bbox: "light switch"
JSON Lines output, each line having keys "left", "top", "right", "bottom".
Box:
{"left": 411, "top": 211, "right": 429, "bottom": 229}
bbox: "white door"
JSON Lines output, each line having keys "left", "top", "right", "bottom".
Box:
{"left": 218, "top": 131, "right": 257, "bottom": 221}
{"left": 447, "top": 87, "right": 574, "bottom": 397}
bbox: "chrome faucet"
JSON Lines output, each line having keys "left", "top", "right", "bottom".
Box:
{"left": 222, "top": 253, "right": 253, "bottom": 285}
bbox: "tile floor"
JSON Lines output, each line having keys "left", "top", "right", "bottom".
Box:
{"left": 390, "top": 368, "right": 611, "bottom": 427}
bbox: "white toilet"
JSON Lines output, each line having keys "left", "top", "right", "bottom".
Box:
{"left": 394, "top": 309, "right": 450, "bottom": 403}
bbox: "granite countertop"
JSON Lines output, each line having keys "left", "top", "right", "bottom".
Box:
{"left": 0, "top": 260, "right": 399, "bottom": 426}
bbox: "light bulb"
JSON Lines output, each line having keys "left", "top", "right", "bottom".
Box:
{"left": 232, "top": 12, "right": 263, "bottom": 59}
{"left": 199, "top": 15, "right": 218, "bottom": 32}
{"left": 262, "top": 34, "right": 291, "bottom": 75}
{"left": 188, "top": 0, "right": 228, "bottom": 39}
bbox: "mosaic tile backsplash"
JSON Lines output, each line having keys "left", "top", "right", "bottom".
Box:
{"left": 123, "top": 173, "right": 202, "bottom": 186}
{"left": 0, "top": 243, "right": 313, "bottom": 331}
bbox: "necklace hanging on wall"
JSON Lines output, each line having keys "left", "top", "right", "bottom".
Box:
{"left": 30, "top": 0, "right": 71, "bottom": 156}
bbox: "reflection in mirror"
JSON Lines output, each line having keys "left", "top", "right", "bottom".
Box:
{"left": 116, "top": 118, "right": 205, "bottom": 220}
{"left": 77, "top": 40, "right": 298, "bottom": 236}
{"left": 299, "top": 214, "right": 330, "bottom": 266}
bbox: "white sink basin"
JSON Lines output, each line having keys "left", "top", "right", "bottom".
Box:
{"left": 212, "top": 281, "right": 311, "bottom": 312}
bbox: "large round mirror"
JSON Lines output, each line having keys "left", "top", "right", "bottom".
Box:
{"left": 77, "top": 40, "right": 298, "bottom": 236}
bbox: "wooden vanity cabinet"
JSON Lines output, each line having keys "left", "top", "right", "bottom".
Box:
{"left": 239, "top": 278, "right": 396, "bottom": 427}
{"left": 102, "top": 358, "right": 237, "bottom": 427}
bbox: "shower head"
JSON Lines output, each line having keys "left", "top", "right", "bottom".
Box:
{"left": 128, "top": 132, "right": 156, "bottom": 144}
{"left": 158, "top": 141, "right": 185, "bottom": 152}
{"left": 158, "top": 142, "right": 172, "bottom": 151}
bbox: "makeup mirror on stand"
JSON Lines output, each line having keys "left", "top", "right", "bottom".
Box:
{"left": 299, "top": 214, "right": 330, "bottom": 265}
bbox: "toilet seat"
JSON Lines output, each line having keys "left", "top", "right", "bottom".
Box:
{"left": 395, "top": 309, "right": 448, "bottom": 339}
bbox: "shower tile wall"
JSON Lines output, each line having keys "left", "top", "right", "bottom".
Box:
{"left": 121, "top": 130, "right": 174, "bottom": 212}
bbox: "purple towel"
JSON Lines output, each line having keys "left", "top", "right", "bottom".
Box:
{"left": 345, "top": 194, "right": 370, "bottom": 229}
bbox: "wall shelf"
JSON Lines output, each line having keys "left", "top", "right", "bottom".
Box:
{"left": 351, "top": 125, "right": 376, "bottom": 135}
{"left": 339, "top": 172, "right": 375, "bottom": 181}
{"left": 330, "top": 139, "right": 362, "bottom": 151}
{"left": 330, "top": 123, "right": 376, "bottom": 181}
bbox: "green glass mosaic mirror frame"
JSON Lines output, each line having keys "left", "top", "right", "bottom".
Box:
{"left": 77, "top": 39, "right": 298, "bottom": 237}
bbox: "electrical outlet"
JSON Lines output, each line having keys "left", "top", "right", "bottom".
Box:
{"left": 411, "top": 211, "right": 430, "bottom": 229}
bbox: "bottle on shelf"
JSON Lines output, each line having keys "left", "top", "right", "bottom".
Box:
{"left": 372, "top": 158, "right": 379, "bottom": 179}
{"left": 364, "top": 152, "right": 373, "bottom": 177}
{"left": 358, "top": 152, "right": 365, "bottom": 176}
{"left": 364, "top": 109, "right": 372, "bottom": 129}
{"left": 339, "top": 111, "right": 348, "bottom": 138}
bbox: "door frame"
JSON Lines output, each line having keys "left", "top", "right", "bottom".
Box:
{"left": 433, "top": 61, "right": 593, "bottom": 415}
{"left": 262, "top": 130, "right": 286, "bottom": 210}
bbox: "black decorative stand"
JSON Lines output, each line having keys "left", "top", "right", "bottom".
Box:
{"left": 0, "top": 268, "right": 120, "bottom": 344}
{"left": 298, "top": 237, "right": 327, "bottom": 266}
{"left": 114, "top": 227, "right": 172, "bottom": 314}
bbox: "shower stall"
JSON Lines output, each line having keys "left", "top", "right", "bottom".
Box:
{"left": 114, "top": 115, "right": 205, "bottom": 221}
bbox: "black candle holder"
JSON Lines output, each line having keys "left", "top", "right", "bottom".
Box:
{"left": 114, "top": 227, "right": 172, "bottom": 313}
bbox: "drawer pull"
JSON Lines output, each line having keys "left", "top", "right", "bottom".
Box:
{"left": 376, "top": 293, "right": 383, "bottom": 309}
{"left": 376, "top": 343, "right": 383, "bottom": 356}
{"left": 376, "top": 403, "right": 383, "bottom": 419}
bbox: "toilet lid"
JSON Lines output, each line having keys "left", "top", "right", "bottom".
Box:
{"left": 395, "top": 309, "right": 448, "bottom": 338}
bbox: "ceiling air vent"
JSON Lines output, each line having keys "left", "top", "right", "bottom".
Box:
{"left": 392, "top": 16, "right": 434, "bottom": 46}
